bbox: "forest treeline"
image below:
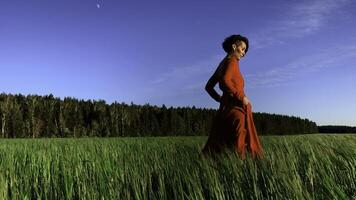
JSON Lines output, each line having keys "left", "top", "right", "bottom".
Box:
{"left": 318, "top": 126, "right": 356, "bottom": 133}
{"left": 0, "top": 93, "right": 318, "bottom": 138}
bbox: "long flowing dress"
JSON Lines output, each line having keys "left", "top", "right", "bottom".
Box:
{"left": 201, "top": 55, "right": 263, "bottom": 160}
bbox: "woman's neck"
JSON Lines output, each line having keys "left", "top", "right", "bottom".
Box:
{"left": 227, "top": 53, "right": 238, "bottom": 61}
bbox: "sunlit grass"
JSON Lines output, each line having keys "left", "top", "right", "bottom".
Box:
{"left": 0, "top": 134, "right": 354, "bottom": 199}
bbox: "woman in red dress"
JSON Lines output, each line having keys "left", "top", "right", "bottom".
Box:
{"left": 201, "top": 34, "right": 263, "bottom": 160}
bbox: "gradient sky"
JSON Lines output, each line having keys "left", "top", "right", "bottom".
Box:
{"left": 1, "top": 0, "right": 356, "bottom": 126}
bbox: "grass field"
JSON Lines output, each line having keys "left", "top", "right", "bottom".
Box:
{"left": 0, "top": 134, "right": 355, "bottom": 199}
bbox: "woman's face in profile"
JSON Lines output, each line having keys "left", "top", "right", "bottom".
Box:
{"left": 232, "top": 41, "right": 247, "bottom": 60}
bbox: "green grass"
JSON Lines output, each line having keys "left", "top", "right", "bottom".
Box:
{"left": 0, "top": 134, "right": 355, "bottom": 199}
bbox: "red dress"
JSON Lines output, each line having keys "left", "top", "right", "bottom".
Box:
{"left": 202, "top": 55, "right": 263, "bottom": 160}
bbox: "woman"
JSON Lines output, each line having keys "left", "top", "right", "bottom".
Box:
{"left": 201, "top": 34, "right": 263, "bottom": 160}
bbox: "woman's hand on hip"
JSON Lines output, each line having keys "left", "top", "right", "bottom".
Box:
{"left": 243, "top": 96, "right": 250, "bottom": 106}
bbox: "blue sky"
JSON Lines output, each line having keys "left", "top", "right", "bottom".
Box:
{"left": 1, "top": 0, "right": 356, "bottom": 126}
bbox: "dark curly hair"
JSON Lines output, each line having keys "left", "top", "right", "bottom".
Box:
{"left": 222, "top": 34, "right": 249, "bottom": 54}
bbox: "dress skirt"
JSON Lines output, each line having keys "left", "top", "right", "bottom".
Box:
{"left": 202, "top": 94, "right": 264, "bottom": 160}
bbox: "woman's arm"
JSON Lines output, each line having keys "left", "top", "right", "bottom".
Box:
{"left": 205, "top": 69, "right": 222, "bottom": 103}
{"left": 220, "top": 58, "right": 245, "bottom": 102}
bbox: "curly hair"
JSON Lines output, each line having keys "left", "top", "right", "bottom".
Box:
{"left": 222, "top": 34, "right": 249, "bottom": 54}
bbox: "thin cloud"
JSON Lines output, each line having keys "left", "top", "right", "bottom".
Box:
{"left": 149, "top": 54, "right": 223, "bottom": 86}
{"left": 144, "top": 53, "right": 225, "bottom": 102}
{"left": 251, "top": 0, "right": 351, "bottom": 49}
{"left": 246, "top": 44, "right": 356, "bottom": 88}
